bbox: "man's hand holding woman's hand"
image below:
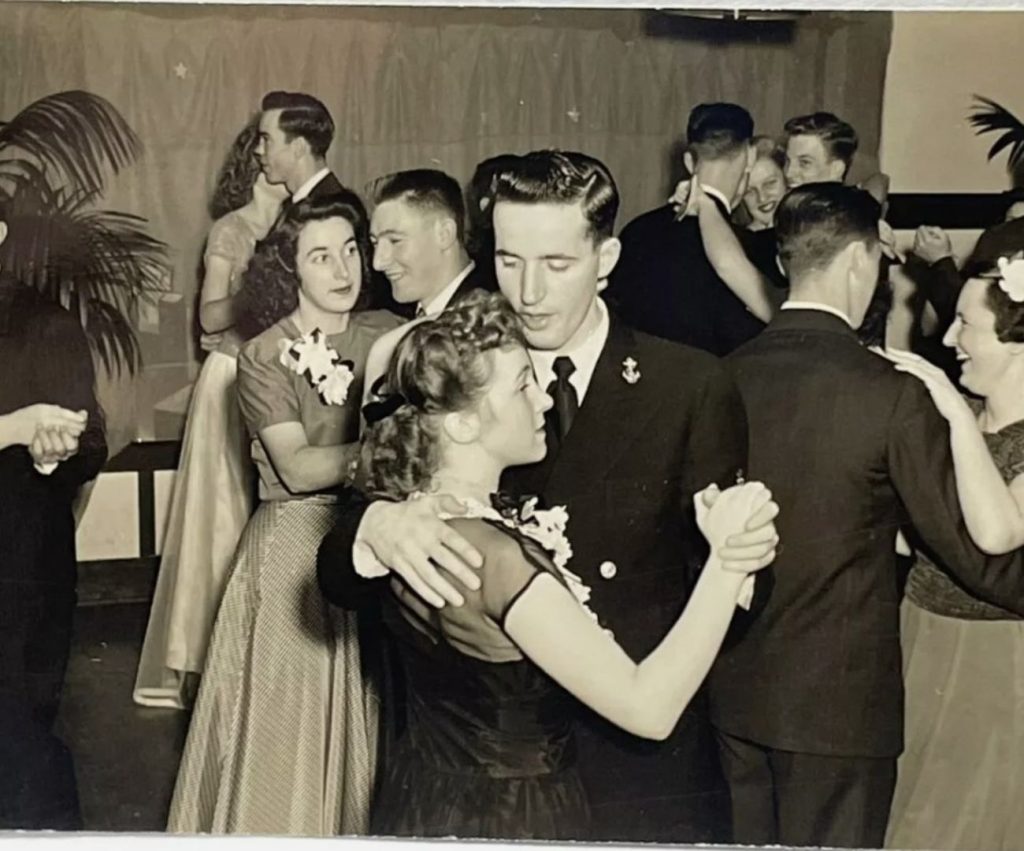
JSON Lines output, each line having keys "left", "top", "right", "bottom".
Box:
{"left": 0, "top": 404, "right": 87, "bottom": 467}
{"left": 696, "top": 481, "right": 779, "bottom": 574}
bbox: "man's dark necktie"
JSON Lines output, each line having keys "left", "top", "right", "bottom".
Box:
{"left": 545, "top": 356, "right": 579, "bottom": 448}
{"left": 415, "top": 304, "right": 427, "bottom": 319}
{"left": 270, "top": 196, "right": 294, "bottom": 232}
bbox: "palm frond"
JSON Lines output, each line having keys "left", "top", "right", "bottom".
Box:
{"left": 968, "top": 95, "right": 1024, "bottom": 172}
{"left": 80, "top": 298, "right": 143, "bottom": 376}
{"left": 0, "top": 91, "right": 140, "bottom": 195}
{"left": 1, "top": 180, "right": 168, "bottom": 375}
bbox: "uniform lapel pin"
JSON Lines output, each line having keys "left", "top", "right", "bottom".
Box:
{"left": 622, "top": 357, "right": 641, "bottom": 384}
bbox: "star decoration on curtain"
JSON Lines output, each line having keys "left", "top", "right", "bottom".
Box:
{"left": 173, "top": 62, "right": 189, "bottom": 79}
{"left": 567, "top": 108, "right": 580, "bottom": 123}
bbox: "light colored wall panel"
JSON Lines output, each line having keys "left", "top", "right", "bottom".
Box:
{"left": 881, "top": 12, "right": 1024, "bottom": 193}
{"left": 76, "top": 472, "right": 140, "bottom": 561}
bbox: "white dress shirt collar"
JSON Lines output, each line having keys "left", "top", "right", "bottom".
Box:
{"left": 781, "top": 299, "right": 854, "bottom": 328}
{"left": 418, "top": 262, "right": 476, "bottom": 317}
{"left": 292, "top": 167, "right": 330, "bottom": 203}
{"left": 529, "top": 297, "right": 611, "bottom": 405}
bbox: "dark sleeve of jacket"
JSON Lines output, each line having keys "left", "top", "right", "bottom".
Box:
{"left": 678, "top": 358, "right": 752, "bottom": 595}
{"left": 736, "top": 227, "right": 788, "bottom": 291}
{"left": 36, "top": 304, "right": 107, "bottom": 492}
{"left": 889, "top": 378, "right": 1024, "bottom": 614}
{"left": 316, "top": 489, "right": 389, "bottom": 609}
{"left": 717, "top": 353, "right": 775, "bottom": 631}
{"left": 681, "top": 359, "right": 749, "bottom": 498}
{"left": 919, "top": 257, "right": 962, "bottom": 330}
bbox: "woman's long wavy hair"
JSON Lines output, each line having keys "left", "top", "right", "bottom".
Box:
{"left": 234, "top": 191, "right": 373, "bottom": 340}
{"left": 358, "top": 291, "right": 526, "bottom": 500}
{"left": 209, "top": 114, "right": 263, "bottom": 220}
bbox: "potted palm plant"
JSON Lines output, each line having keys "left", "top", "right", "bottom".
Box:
{"left": 969, "top": 95, "right": 1024, "bottom": 188}
{"left": 0, "top": 90, "right": 167, "bottom": 376}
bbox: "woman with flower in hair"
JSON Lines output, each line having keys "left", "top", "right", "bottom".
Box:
{"left": 133, "top": 116, "right": 288, "bottom": 710}
{"left": 168, "top": 193, "right": 401, "bottom": 836}
{"left": 356, "top": 290, "right": 771, "bottom": 840}
{"left": 881, "top": 255, "right": 1024, "bottom": 850}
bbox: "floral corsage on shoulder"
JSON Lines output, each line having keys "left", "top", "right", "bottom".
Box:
{"left": 279, "top": 328, "right": 356, "bottom": 406}
{"left": 449, "top": 492, "right": 597, "bottom": 622}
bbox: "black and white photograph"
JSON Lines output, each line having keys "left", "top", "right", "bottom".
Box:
{"left": 2, "top": 2, "right": 1024, "bottom": 848}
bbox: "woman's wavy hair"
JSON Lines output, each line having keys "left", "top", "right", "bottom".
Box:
{"left": 358, "top": 291, "right": 526, "bottom": 500}
{"left": 209, "top": 115, "right": 263, "bottom": 220}
{"left": 234, "top": 191, "right": 372, "bottom": 339}
{"left": 977, "top": 256, "right": 1024, "bottom": 344}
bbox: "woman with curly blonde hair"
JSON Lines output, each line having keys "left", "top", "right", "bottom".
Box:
{"left": 353, "top": 290, "right": 771, "bottom": 839}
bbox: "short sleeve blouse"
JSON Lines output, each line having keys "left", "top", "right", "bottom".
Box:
{"left": 236, "top": 309, "right": 403, "bottom": 500}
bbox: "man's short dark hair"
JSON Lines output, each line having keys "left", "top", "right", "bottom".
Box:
{"left": 686, "top": 103, "right": 754, "bottom": 163}
{"left": 784, "top": 112, "right": 859, "bottom": 173}
{"left": 261, "top": 91, "right": 334, "bottom": 159}
{"left": 369, "top": 169, "right": 467, "bottom": 244}
{"left": 775, "top": 183, "right": 881, "bottom": 281}
{"left": 467, "top": 154, "right": 523, "bottom": 214}
{"left": 490, "top": 150, "right": 619, "bottom": 243}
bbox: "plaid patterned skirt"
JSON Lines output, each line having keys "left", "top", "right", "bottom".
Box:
{"left": 168, "top": 498, "right": 378, "bottom": 836}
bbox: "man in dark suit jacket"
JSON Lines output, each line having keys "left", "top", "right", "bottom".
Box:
{"left": 317, "top": 150, "right": 779, "bottom": 843}
{"left": 708, "top": 183, "right": 1024, "bottom": 849}
{"left": 608, "top": 103, "right": 768, "bottom": 357}
{"left": 368, "top": 168, "right": 496, "bottom": 319}
{"left": 254, "top": 90, "right": 402, "bottom": 313}
{"left": 256, "top": 90, "right": 347, "bottom": 217}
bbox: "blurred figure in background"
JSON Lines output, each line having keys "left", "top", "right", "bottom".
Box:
{"left": 0, "top": 205, "right": 107, "bottom": 829}
{"left": 133, "top": 117, "right": 286, "bottom": 710}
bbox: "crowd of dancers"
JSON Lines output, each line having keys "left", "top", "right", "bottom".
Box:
{"left": 6, "top": 87, "right": 1024, "bottom": 847}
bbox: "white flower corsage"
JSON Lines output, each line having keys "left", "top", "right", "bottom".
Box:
{"left": 446, "top": 493, "right": 597, "bottom": 622}
{"left": 996, "top": 254, "right": 1024, "bottom": 303}
{"left": 278, "top": 328, "right": 356, "bottom": 406}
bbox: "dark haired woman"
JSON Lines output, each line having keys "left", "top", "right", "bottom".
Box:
{"left": 168, "top": 194, "right": 401, "bottom": 835}
{"left": 134, "top": 119, "right": 288, "bottom": 710}
{"left": 881, "top": 257, "right": 1024, "bottom": 850}
{"left": 357, "top": 291, "right": 770, "bottom": 840}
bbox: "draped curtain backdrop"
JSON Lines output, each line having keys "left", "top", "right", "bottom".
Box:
{"left": 0, "top": 3, "right": 892, "bottom": 451}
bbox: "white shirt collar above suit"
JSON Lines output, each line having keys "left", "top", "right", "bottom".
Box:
{"left": 781, "top": 299, "right": 854, "bottom": 328}
{"left": 529, "top": 297, "right": 611, "bottom": 405}
{"left": 291, "top": 167, "right": 330, "bottom": 203}
{"left": 418, "top": 261, "right": 476, "bottom": 317}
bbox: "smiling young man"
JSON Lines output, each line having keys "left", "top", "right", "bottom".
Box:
{"left": 368, "top": 169, "right": 493, "bottom": 317}
{"left": 317, "top": 150, "right": 780, "bottom": 843}
{"left": 782, "top": 111, "right": 859, "bottom": 189}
